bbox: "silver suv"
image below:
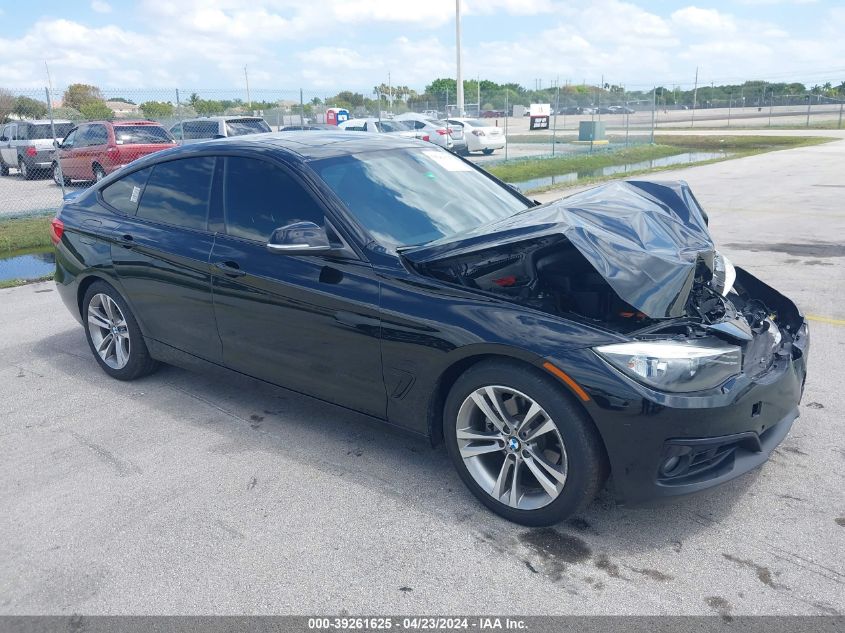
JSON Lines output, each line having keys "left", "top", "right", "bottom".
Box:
{"left": 169, "top": 116, "right": 271, "bottom": 145}
{"left": 0, "top": 119, "right": 74, "bottom": 179}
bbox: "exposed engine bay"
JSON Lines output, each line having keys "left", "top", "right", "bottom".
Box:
{"left": 402, "top": 180, "right": 805, "bottom": 383}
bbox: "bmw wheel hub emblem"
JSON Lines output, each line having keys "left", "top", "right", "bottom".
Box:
{"left": 508, "top": 437, "right": 520, "bottom": 451}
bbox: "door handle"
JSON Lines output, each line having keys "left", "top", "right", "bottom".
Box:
{"left": 213, "top": 261, "right": 246, "bottom": 277}
{"left": 118, "top": 234, "right": 135, "bottom": 248}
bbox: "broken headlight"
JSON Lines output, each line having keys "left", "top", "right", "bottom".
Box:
{"left": 712, "top": 251, "right": 736, "bottom": 297}
{"left": 594, "top": 338, "right": 742, "bottom": 393}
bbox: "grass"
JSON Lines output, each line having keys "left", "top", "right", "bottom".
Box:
{"left": 0, "top": 274, "right": 53, "bottom": 290}
{"left": 0, "top": 214, "right": 54, "bottom": 255}
{"left": 486, "top": 134, "right": 833, "bottom": 193}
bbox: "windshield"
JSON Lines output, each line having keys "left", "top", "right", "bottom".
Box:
{"left": 114, "top": 125, "right": 173, "bottom": 144}
{"left": 462, "top": 119, "right": 488, "bottom": 127}
{"left": 312, "top": 148, "right": 528, "bottom": 248}
{"left": 374, "top": 120, "right": 412, "bottom": 133}
{"left": 225, "top": 118, "right": 271, "bottom": 136}
{"left": 29, "top": 123, "right": 74, "bottom": 140}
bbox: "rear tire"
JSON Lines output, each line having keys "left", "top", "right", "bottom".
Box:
{"left": 482, "top": 148, "right": 494, "bottom": 155}
{"left": 444, "top": 359, "right": 607, "bottom": 526}
{"left": 18, "top": 158, "right": 33, "bottom": 180}
{"left": 82, "top": 281, "right": 159, "bottom": 381}
{"left": 0, "top": 158, "right": 8, "bottom": 176}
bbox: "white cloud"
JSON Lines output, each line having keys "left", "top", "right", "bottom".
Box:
{"left": 90, "top": 0, "right": 112, "bottom": 13}
{"left": 671, "top": 6, "right": 737, "bottom": 32}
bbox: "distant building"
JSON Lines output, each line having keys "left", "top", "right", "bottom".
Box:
{"left": 106, "top": 101, "right": 141, "bottom": 118}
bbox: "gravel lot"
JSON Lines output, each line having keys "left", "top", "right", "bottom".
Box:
{"left": 1, "top": 137, "right": 843, "bottom": 615}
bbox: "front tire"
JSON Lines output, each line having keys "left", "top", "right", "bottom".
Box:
{"left": 52, "top": 162, "right": 70, "bottom": 186}
{"left": 0, "top": 158, "right": 9, "bottom": 176}
{"left": 82, "top": 281, "right": 158, "bottom": 381}
{"left": 444, "top": 359, "right": 607, "bottom": 526}
{"left": 482, "top": 148, "right": 495, "bottom": 155}
{"left": 93, "top": 164, "right": 106, "bottom": 182}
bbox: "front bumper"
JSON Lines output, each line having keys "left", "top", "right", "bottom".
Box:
{"left": 548, "top": 318, "right": 809, "bottom": 506}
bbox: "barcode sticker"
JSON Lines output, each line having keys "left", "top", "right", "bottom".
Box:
{"left": 130, "top": 186, "right": 140, "bottom": 203}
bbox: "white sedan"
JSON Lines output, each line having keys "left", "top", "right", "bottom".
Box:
{"left": 338, "top": 118, "right": 424, "bottom": 140}
{"left": 447, "top": 118, "right": 506, "bottom": 155}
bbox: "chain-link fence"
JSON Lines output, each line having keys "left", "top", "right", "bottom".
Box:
{"left": 1, "top": 82, "right": 843, "bottom": 219}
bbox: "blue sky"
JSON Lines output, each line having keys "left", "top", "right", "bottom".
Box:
{"left": 1, "top": 0, "right": 842, "bottom": 95}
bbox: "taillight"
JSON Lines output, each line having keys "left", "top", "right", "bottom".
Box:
{"left": 435, "top": 128, "right": 448, "bottom": 135}
{"left": 422, "top": 135, "right": 430, "bottom": 142}
{"left": 472, "top": 130, "right": 486, "bottom": 136}
{"left": 50, "top": 218, "right": 64, "bottom": 245}
{"left": 25, "top": 146, "right": 37, "bottom": 157}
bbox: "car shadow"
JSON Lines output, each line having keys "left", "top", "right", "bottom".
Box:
{"left": 31, "top": 327, "right": 759, "bottom": 562}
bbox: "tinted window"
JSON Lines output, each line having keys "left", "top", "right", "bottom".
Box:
{"left": 28, "top": 123, "right": 74, "bottom": 140}
{"left": 86, "top": 125, "right": 108, "bottom": 146}
{"left": 114, "top": 125, "right": 173, "bottom": 145}
{"left": 101, "top": 166, "right": 152, "bottom": 215}
{"left": 223, "top": 157, "right": 323, "bottom": 242}
{"left": 137, "top": 157, "right": 215, "bottom": 230}
{"left": 183, "top": 121, "right": 219, "bottom": 139}
{"left": 314, "top": 148, "right": 527, "bottom": 248}
{"left": 62, "top": 129, "right": 77, "bottom": 146}
{"left": 224, "top": 118, "right": 271, "bottom": 136}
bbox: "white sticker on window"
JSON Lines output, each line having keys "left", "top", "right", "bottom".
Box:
{"left": 130, "top": 186, "right": 140, "bottom": 203}
{"left": 422, "top": 150, "right": 473, "bottom": 172}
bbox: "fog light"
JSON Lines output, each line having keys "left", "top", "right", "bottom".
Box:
{"left": 660, "top": 455, "right": 682, "bottom": 476}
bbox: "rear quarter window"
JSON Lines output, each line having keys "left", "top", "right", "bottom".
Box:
{"left": 100, "top": 167, "right": 153, "bottom": 215}
{"left": 113, "top": 125, "right": 173, "bottom": 145}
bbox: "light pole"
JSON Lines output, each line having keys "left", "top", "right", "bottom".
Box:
{"left": 455, "top": 0, "right": 464, "bottom": 117}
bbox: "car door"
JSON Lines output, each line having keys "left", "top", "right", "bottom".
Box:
{"left": 209, "top": 155, "right": 385, "bottom": 417}
{"left": 81, "top": 124, "right": 109, "bottom": 177}
{"left": 107, "top": 156, "right": 221, "bottom": 362}
{"left": 1, "top": 124, "right": 16, "bottom": 165}
{"left": 59, "top": 126, "right": 84, "bottom": 179}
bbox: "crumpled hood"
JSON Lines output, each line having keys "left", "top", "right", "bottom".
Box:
{"left": 401, "top": 180, "right": 715, "bottom": 319}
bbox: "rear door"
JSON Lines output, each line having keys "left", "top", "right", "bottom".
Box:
{"left": 111, "top": 124, "right": 175, "bottom": 166}
{"left": 108, "top": 156, "right": 221, "bottom": 362}
{"left": 81, "top": 124, "right": 109, "bottom": 177}
{"left": 60, "top": 125, "right": 86, "bottom": 179}
{"left": 209, "top": 155, "right": 385, "bottom": 417}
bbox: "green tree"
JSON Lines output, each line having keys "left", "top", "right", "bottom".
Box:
{"left": 139, "top": 101, "right": 174, "bottom": 119}
{"left": 0, "top": 88, "right": 14, "bottom": 123}
{"left": 13, "top": 96, "right": 48, "bottom": 119}
{"left": 62, "top": 83, "right": 104, "bottom": 110}
{"left": 79, "top": 100, "right": 114, "bottom": 120}
{"left": 108, "top": 97, "right": 136, "bottom": 105}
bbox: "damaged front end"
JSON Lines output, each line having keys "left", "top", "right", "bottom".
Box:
{"left": 402, "top": 180, "right": 807, "bottom": 395}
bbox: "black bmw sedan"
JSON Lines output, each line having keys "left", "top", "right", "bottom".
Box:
{"left": 52, "top": 132, "right": 809, "bottom": 526}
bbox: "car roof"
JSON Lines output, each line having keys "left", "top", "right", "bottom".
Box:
{"left": 82, "top": 120, "right": 165, "bottom": 126}
{"left": 124, "top": 131, "right": 423, "bottom": 165}
{"left": 180, "top": 116, "right": 264, "bottom": 122}
{"left": 13, "top": 119, "right": 74, "bottom": 125}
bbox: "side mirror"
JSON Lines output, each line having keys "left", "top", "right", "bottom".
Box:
{"left": 53, "top": 140, "right": 61, "bottom": 149}
{"left": 267, "top": 221, "right": 333, "bottom": 254}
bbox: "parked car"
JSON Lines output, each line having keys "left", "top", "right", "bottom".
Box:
{"left": 446, "top": 118, "right": 505, "bottom": 155}
{"left": 0, "top": 119, "right": 75, "bottom": 179}
{"left": 52, "top": 132, "right": 809, "bottom": 526}
{"left": 279, "top": 124, "right": 336, "bottom": 131}
{"left": 338, "top": 118, "right": 428, "bottom": 141}
{"left": 169, "top": 116, "right": 271, "bottom": 144}
{"left": 480, "top": 110, "right": 505, "bottom": 118}
{"left": 607, "top": 105, "right": 635, "bottom": 114}
{"left": 421, "top": 110, "right": 440, "bottom": 119}
{"left": 53, "top": 120, "right": 175, "bottom": 185}
{"left": 394, "top": 113, "right": 455, "bottom": 151}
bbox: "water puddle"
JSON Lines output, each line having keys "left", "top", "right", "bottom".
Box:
{"left": 510, "top": 151, "right": 728, "bottom": 191}
{"left": 0, "top": 249, "right": 55, "bottom": 283}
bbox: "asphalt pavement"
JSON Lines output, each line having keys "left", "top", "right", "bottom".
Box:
{"left": 1, "top": 137, "right": 843, "bottom": 615}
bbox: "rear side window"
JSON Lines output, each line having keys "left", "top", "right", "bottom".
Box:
{"left": 137, "top": 157, "right": 215, "bottom": 230}
{"left": 100, "top": 167, "right": 153, "bottom": 215}
{"left": 28, "top": 123, "right": 73, "bottom": 140}
{"left": 223, "top": 157, "right": 323, "bottom": 242}
{"left": 224, "top": 118, "right": 271, "bottom": 136}
{"left": 113, "top": 125, "right": 172, "bottom": 145}
{"left": 87, "top": 125, "right": 108, "bottom": 146}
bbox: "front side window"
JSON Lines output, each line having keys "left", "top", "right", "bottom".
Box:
{"left": 312, "top": 148, "right": 527, "bottom": 248}
{"left": 62, "top": 128, "right": 77, "bottom": 147}
{"left": 223, "top": 157, "right": 323, "bottom": 242}
{"left": 183, "top": 121, "right": 219, "bottom": 140}
{"left": 87, "top": 125, "right": 108, "bottom": 146}
{"left": 136, "top": 157, "right": 215, "bottom": 230}
{"left": 101, "top": 166, "right": 153, "bottom": 215}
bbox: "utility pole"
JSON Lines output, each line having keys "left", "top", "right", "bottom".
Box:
{"left": 552, "top": 77, "right": 559, "bottom": 156}
{"left": 650, "top": 86, "right": 656, "bottom": 144}
{"left": 691, "top": 66, "right": 699, "bottom": 127}
{"left": 244, "top": 66, "right": 251, "bottom": 109}
{"left": 455, "top": 0, "right": 464, "bottom": 117}
{"left": 477, "top": 74, "right": 480, "bottom": 117}
{"left": 388, "top": 71, "right": 392, "bottom": 114}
